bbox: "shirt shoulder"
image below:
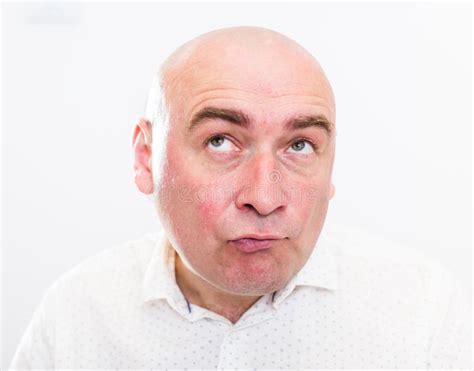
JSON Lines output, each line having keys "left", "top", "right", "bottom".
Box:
{"left": 320, "top": 225, "right": 462, "bottom": 318}
{"left": 315, "top": 225, "right": 471, "bottom": 367}
{"left": 51, "top": 232, "right": 163, "bottom": 303}
{"left": 8, "top": 232, "right": 166, "bottom": 370}
{"left": 324, "top": 225, "right": 451, "bottom": 285}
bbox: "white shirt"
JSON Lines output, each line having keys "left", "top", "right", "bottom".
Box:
{"left": 9, "top": 226, "right": 472, "bottom": 369}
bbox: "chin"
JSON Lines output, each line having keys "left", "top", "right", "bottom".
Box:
{"left": 206, "top": 243, "right": 297, "bottom": 295}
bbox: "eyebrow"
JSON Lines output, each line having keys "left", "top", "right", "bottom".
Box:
{"left": 188, "top": 106, "right": 333, "bottom": 136}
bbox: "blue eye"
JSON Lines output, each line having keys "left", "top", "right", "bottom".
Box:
{"left": 206, "top": 135, "right": 238, "bottom": 152}
{"left": 288, "top": 139, "right": 315, "bottom": 154}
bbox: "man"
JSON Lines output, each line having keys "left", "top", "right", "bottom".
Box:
{"left": 10, "top": 26, "right": 471, "bottom": 369}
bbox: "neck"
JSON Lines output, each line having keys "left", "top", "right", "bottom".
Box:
{"left": 174, "top": 249, "right": 261, "bottom": 324}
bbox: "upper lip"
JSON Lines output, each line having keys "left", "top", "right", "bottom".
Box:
{"left": 231, "top": 234, "right": 285, "bottom": 241}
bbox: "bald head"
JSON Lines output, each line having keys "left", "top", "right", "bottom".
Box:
{"left": 160, "top": 26, "right": 335, "bottom": 113}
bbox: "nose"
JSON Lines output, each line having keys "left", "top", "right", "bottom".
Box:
{"left": 235, "top": 152, "right": 288, "bottom": 217}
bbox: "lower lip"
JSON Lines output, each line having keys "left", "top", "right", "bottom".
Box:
{"left": 230, "top": 238, "right": 279, "bottom": 253}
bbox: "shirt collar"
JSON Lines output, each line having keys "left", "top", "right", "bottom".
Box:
{"left": 142, "top": 231, "right": 179, "bottom": 303}
{"left": 142, "top": 228, "right": 339, "bottom": 306}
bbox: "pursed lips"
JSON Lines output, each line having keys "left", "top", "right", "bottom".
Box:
{"left": 229, "top": 234, "right": 287, "bottom": 253}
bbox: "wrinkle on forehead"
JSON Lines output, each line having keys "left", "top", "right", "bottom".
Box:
{"left": 160, "top": 26, "right": 336, "bottom": 122}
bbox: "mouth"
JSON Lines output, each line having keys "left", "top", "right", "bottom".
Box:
{"left": 229, "top": 234, "right": 287, "bottom": 253}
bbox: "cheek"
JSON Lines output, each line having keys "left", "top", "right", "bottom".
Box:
{"left": 194, "top": 180, "right": 235, "bottom": 233}
{"left": 162, "top": 153, "right": 232, "bottom": 234}
{"left": 196, "top": 198, "right": 221, "bottom": 227}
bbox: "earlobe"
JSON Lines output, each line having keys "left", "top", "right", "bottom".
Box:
{"left": 133, "top": 119, "right": 154, "bottom": 194}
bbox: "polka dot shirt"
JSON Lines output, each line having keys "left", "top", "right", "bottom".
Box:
{"left": 9, "top": 226, "right": 472, "bottom": 369}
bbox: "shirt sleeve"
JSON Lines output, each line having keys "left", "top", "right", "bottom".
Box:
{"left": 8, "top": 282, "right": 58, "bottom": 370}
{"left": 425, "top": 263, "right": 472, "bottom": 369}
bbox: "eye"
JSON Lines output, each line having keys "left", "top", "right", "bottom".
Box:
{"left": 205, "top": 134, "right": 238, "bottom": 153}
{"left": 287, "top": 139, "right": 315, "bottom": 155}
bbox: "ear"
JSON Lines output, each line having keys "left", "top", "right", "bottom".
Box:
{"left": 132, "top": 118, "right": 154, "bottom": 194}
{"left": 329, "top": 182, "right": 335, "bottom": 200}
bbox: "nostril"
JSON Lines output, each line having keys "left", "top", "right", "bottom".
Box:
{"left": 243, "top": 203, "right": 254, "bottom": 211}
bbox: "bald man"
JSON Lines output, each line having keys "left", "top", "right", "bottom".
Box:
{"left": 10, "top": 27, "right": 471, "bottom": 369}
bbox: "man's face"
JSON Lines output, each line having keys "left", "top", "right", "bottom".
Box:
{"left": 156, "top": 37, "right": 336, "bottom": 296}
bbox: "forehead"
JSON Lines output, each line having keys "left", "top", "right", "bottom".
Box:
{"left": 164, "top": 41, "right": 335, "bottom": 126}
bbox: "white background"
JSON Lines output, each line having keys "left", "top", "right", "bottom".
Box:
{"left": 1, "top": 2, "right": 472, "bottom": 368}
